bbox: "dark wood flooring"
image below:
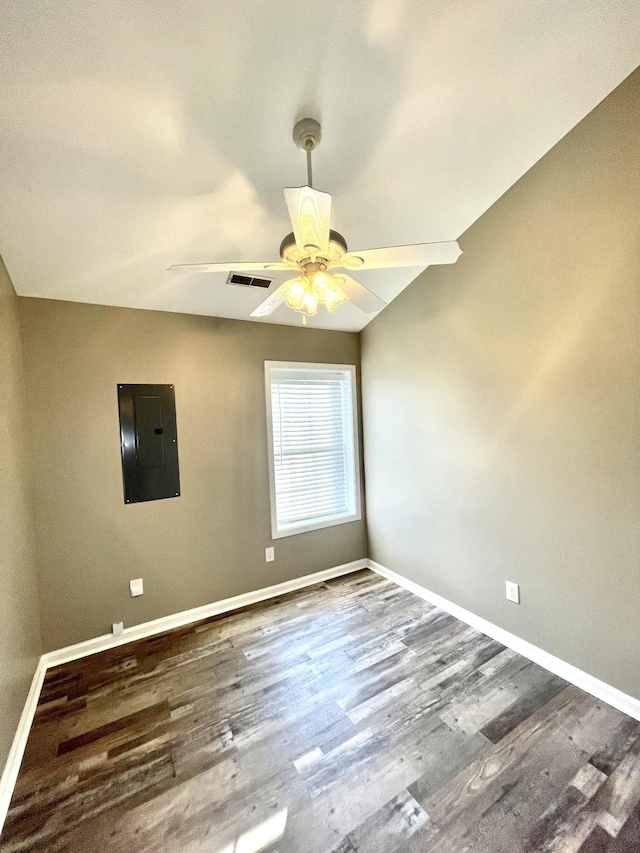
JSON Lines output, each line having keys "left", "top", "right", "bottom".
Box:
{"left": 2, "top": 570, "right": 640, "bottom": 852}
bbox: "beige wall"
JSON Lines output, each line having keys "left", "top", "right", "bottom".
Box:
{"left": 0, "top": 260, "right": 41, "bottom": 769}
{"left": 361, "top": 69, "right": 640, "bottom": 698}
{"left": 19, "top": 300, "right": 366, "bottom": 651}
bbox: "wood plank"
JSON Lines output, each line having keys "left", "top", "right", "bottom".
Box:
{"left": 346, "top": 789, "right": 431, "bottom": 853}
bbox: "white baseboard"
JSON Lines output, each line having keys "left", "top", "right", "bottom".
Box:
{"left": 0, "top": 660, "right": 47, "bottom": 834}
{"left": 369, "top": 559, "right": 640, "bottom": 723}
{"left": 42, "top": 559, "right": 368, "bottom": 669}
{"left": 0, "top": 558, "right": 367, "bottom": 835}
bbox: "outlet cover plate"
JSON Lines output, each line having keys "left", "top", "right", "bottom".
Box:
{"left": 130, "top": 578, "right": 144, "bottom": 597}
{"left": 265, "top": 547, "right": 275, "bottom": 563}
{"left": 506, "top": 581, "right": 520, "bottom": 604}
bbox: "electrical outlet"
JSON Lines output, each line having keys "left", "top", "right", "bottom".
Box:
{"left": 112, "top": 621, "right": 124, "bottom": 636}
{"left": 265, "top": 547, "right": 275, "bottom": 563}
{"left": 129, "top": 578, "right": 144, "bottom": 597}
{"left": 506, "top": 581, "right": 520, "bottom": 604}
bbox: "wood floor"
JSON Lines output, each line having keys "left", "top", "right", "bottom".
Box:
{"left": 2, "top": 570, "right": 640, "bottom": 852}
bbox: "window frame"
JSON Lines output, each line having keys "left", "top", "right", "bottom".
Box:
{"left": 264, "top": 360, "right": 362, "bottom": 540}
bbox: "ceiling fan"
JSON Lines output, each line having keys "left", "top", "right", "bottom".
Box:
{"left": 169, "top": 119, "right": 462, "bottom": 323}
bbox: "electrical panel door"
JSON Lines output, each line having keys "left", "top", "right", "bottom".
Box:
{"left": 117, "top": 384, "right": 180, "bottom": 504}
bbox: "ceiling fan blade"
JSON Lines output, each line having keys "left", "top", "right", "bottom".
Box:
{"left": 335, "top": 241, "right": 462, "bottom": 271}
{"left": 168, "top": 261, "right": 290, "bottom": 273}
{"left": 284, "top": 186, "right": 332, "bottom": 256}
{"left": 334, "top": 274, "right": 386, "bottom": 314}
{"left": 249, "top": 283, "right": 288, "bottom": 317}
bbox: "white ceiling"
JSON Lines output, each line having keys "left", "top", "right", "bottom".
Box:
{"left": 0, "top": 2, "right": 638, "bottom": 332}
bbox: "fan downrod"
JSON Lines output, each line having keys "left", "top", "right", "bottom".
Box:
{"left": 293, "top": 118, "right": 321, "bottom": 187}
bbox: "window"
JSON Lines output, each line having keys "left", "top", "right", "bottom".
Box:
{"left": 265, "top": 362, "right": 361, "bottom": 538}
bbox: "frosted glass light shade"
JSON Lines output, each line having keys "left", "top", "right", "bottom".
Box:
{"left": 279, "top": 270, "right": 349, "bottom": 318}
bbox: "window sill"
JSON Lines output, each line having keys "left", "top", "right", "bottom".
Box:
{"left": 271, "top": 511, "right": 362, "bottom": 540}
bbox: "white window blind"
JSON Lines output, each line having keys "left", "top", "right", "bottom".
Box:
{"left": 265, "top": 363, "right": 360, "bottom": 538}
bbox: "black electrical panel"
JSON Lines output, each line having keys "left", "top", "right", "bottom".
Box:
{"left": 117, "top": 384, "right": 180, "bottom": 504}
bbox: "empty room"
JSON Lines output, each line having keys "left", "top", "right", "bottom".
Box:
{"left": 1, "top": 3, "right": 639, "bottom": 851}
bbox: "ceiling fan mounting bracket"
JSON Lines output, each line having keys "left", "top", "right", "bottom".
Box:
{"left": 293, "top": 118, "right": 321, "bottom": 152}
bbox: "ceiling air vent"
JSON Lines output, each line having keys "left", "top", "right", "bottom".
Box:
{"left": 227, "top": 273, "right": 273, "bottom": 289}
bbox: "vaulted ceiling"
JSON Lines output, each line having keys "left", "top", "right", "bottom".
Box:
{"left": 1, "top": 1, "right": 638, "bottom": 331}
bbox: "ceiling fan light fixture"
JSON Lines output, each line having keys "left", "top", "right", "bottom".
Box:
{"left": 281, "top": 276, "right": 307, "bottom": 311}
{"left": 301, "top": 291, "right": 318, "bottom": 316}
{"left": 324, "top": 289, "right": 349, "bottom": 312}
{"left": 278, "top": 269, "right": 349, "bottom": 320}
{"left": 311, "top": 270, "right": 348, "bottom": 313}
